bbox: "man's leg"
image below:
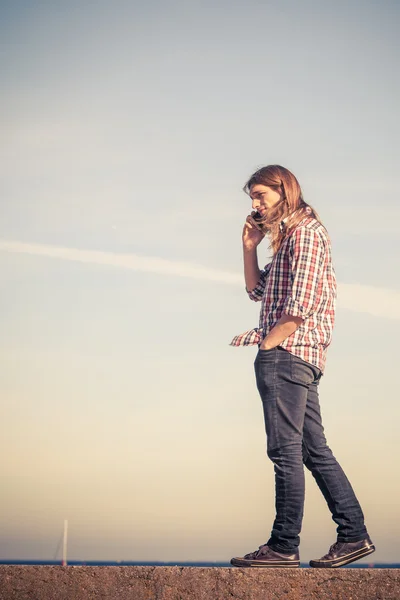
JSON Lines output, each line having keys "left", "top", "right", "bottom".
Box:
{"left": 254, "top": 348, "right": 318, "bottom": 553}
{"left": 230, "top": 348, "right": 320, "bottom": 567}
{"left": 302, "top": 377, "right": 368, "bottom": 542}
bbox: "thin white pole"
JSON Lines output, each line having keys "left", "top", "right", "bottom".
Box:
{"left": 62, "top": 519, "right": 68, "bottom": 566}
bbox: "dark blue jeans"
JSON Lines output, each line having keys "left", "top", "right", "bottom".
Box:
{"left": 254, "top": 347, "right": 368, "bottom": 553}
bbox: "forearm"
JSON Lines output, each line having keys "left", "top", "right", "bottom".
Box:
{"left": 260, "top": 314, "right": 303, "bottom": 350}
{"left": 243, "top": 247, "right": 261, "bottom": 291}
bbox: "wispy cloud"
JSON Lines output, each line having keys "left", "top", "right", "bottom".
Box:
{"left": 1, "top": 239, "right": 399, "bottom": 320}
{"left": 0, "top": 239, "right": 242, "bottom": 285}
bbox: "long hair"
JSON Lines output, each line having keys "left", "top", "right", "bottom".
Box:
{"left": 243, "top": 165, "right": 321, "bottom": 254}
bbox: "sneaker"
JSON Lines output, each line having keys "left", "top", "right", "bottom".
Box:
{"left": 231, "top": 544, "right": 300, "bottom": 568}
{"left": 309, "top": 536, "right": 375, "bottom": 568}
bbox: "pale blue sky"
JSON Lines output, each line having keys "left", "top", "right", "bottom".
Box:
{"left": 1, "top": 0, "right": 399, "bottom": 563}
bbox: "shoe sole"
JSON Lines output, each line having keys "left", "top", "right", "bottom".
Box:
{"left": 309, "top": 544, "right": 375, "bottom": 568}
{"left": 231, "top": 558, "right": 300, "bottom": 568}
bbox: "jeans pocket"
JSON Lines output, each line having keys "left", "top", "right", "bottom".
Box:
{"left": 254, "top": 347, "right": 276, "bottom": 367}
{"left": 254, "top": 348, "right": 278, "bottom": 386}
{"left": 290, "top": 355, "right": 318, "bottom": 386}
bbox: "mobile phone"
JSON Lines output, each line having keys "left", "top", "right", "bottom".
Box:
{"left": 251, "top": 211, "right": 268, "bottom": 233}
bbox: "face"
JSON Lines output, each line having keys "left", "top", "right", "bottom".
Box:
{"left": 249, "top": 184, "right": 282, "bottom": 214}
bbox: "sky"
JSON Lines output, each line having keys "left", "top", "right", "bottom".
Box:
{"left": 1, "top": 0, "right": 399, "bottom": 564}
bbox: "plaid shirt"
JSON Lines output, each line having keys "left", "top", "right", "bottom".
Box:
{"left": 230, "top": 217, "right": 336, "bottom": 372}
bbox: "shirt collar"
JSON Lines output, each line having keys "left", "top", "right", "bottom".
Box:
{"left": 280, "top": 206, "right": 312, "bottom": 232}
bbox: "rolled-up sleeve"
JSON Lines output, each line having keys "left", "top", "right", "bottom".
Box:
{"left": 246, "top": 263, "right": 272, "bottom": 301}
{"left": 283, "top": 228, "right": 325, "bottom": 318}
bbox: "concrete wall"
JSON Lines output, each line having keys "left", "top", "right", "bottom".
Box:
{"left": 1, "top": 566, "right": 399, "bottom": 600}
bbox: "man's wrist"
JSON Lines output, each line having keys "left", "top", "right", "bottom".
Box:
{"left": 260, "top": 339, "right": 275, "bottom": 350}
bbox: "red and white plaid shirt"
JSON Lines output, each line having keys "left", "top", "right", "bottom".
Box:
{"left": 230, "top": 217, "right": 336, "bottom": 372}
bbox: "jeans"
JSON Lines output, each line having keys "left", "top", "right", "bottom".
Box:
{"left": 254, "top": 347, "right": 368, "bottom": 553}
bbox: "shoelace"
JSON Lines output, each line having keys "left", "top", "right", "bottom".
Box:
{"left": 256, "top": 544, "right": 270, "bottom": 557}
{"left": 324, "top": 542, "right": 343, "bottom": 558}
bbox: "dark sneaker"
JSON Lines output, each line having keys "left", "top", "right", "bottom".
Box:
{"left": 231, "top": 544, "right": 300, "bottom": 568}
{"left": 309, "top": 536, "right": 375, "bottom": 568}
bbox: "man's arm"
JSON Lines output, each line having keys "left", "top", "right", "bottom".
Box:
{"left": 243, "top": 247, "right": 262, "bottom": 292}
{"left": 259, "top": 314, "right": 303, "bottom": 350}
{"left": 260, "top": 227, "right": 325, "bottom": 350}
{"left": 242, "top": 214, "right": 265, "bottom": 291}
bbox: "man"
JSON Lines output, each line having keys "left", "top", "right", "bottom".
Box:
{"left": 230, "top": 165, "right": 374, "bottom": 568}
